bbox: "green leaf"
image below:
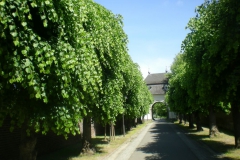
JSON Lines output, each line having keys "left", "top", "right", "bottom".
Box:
{"left": 25, "top": 68, "right": 30, "bottom": 73}
{"left": 0, "top": 1, "right": 5, "bottom": 6}
{"left": 37, "top": 57, "right": 42, "bottom": 62}
{"left": 29, "top": 81, "right": 34, "bottom": 87}
{"left": 28, "top": 14, "right": 32, "bottom": 20}
{"left": 65, "top": 128, "right": 70, "bottom": 133}
{"left": 45, "top": 0, "right": 50, "bottom": 5}
{"left": 12, "top": 12, "right": 17, "bottom": 17}
{"left": 27, "top": 75, "right": 32, "bottom": 80}
{"left": 13, "top": 40, "right": 19, "bottom": 46}
{"left": 35, "top": 93, "right": 41, "bottom": 99}
{"left": 25, "top": 59, "right": 31, "bottom": 67}
{"left": 43, "top": 98, "right": 48, "bottom": 103}
{"left": 10, "top": 5, "right": 15, "bottom": 9}
{"left": 43, "top": 20, "right": 48, "bottom": 27}
{"left": 21, "top": 50, "right": 27, "bottom": 56}
{"left": 31, "top": 2, "right": 37, "bottom": 7}
{"left": 33, "top": 43, "right": 38, "bottom": 48}
{"left": 9, "top": 25, "right": 15, "bottom": 31}
{"left": 11, "top": 32, "right": 17, "bottom": 37}
{"left": 45, "top": 53, "right": 50, "bottom": 57}
{"left": 21, "top": 22, "right": 27, "bottom": 27}
{"left": 30, "top": 35, "right": 35, "bottom": 40}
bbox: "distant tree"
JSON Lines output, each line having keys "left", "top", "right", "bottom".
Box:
{"left": 152, "top": 102, "right": 167, "bottom": 118}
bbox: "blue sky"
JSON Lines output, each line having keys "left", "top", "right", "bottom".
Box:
{"left": 94, "top": 0, "right": 204, "bottom": 78}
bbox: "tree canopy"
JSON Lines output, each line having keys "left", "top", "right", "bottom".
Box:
{"left": 166, "top": 0, "right": 240, "bottom": 147}
{"left": 0, "top": 0, "right": 153, "bottom": 138}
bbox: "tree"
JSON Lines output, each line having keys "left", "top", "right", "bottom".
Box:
{"left": 170, "top": 0, "right": 240, "bottom": 147}
{"left": 196, "top": 0, "right": 240, "bottom": 147}
{"left": 124, "top": 63, "right": 153, "bottom": 119}
{"left": 0, "top": 0, "right": 154, "bottom": 158}
{"left": 0, "top": 0, "right": 102, "bottom": 158}
{"left": 166, "top": 53, "right": 205, "bottom": 131}
{"left": 152, "top": 102, "right": 167, "bottom": 119}
{"left": 181, "top": 10, "right": 218, "bottom": 134}
{"left": 76, "top": 1, "right": 151, "bottom": 152}
{"left": 185, "top": 0, "right": 240, "bottom": 144}
{"left": 76, "top": 1, "right": 130, "bottom": 152}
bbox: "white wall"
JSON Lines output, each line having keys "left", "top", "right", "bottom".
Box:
{"left": 143, "top": 94, "right": 165, "bottom": 120}
{"left": 152, "top": 94, "right": 165, "bottom": 102}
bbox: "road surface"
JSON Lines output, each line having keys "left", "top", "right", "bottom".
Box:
{"left": 106, "top": 119, "right": 219, "bottom": 160}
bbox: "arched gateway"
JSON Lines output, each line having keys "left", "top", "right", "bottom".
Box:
{"left": 151, "top": 100, "right": 164, "bottom": 120}
{"left": 144, "top": 72, "right": 176, "bottom": 120}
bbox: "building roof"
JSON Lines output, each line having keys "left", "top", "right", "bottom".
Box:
{"left": 149, "top": 85, "right": 166, "bottom": 95}
{"left": 145, "top": 73, "right": 168, "bottom": 95}
{"left": 144, "top": 73, "right": 168, "bottom": 85}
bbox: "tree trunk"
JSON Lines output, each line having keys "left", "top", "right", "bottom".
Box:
{"left": 179, "top": 114, "right": 183, "bottom": 124}
{"left": 78, "top": 121, "right": 83, "bottom": 139}
{"left": 104, "top": 125, "right": 106, "bottom": 141}
{"left": 19, "top": 127, "right": 37, "bottom": 160}
{"left": 231, "top": 102, "right": 240, "bottom": 148}
{"left": 81, "top": 117, "right": 95, "bottom": 154}
{"left": 137, "top": 117, "right": 143, "bottom": 124}
{"left": 113, "top": 123, "right": 115, "bottom": 140}
{"left": 188, "top": 113, "right": 194, "bottom": 129}
{"left": 122, "top": 114, "right": 125, "bottom": 137}
{"left": 125, "top": 118, "right": 130, "bottom": 131}
{"left": 132, "top": 118, "right": 137, "bottom": 128}
{"left": 142, "top": 115, "right": 145, "bottom": 123}
{"left": 209, "top": 105, "right": 219, "bottom": 137}
{"left": 195, "top": 111, "right": 203, "bottom": 132}
{"left": 183, "top": 114, "right": 187, "bottom": 125}
{"left": 109, "top": 124, "right": 111, "bottom": 141}
{"left": 109, "top": 122, "right": 114, "bottom": 141}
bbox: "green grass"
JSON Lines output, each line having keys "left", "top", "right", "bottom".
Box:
{"left": 175, "top": 121, "right": 240, "bottom": 160}
{"left": 37, "top": 120, "right": 153, "bottom": 160}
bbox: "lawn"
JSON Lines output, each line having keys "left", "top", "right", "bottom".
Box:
{"left": 175, "top": 121, "right": 240, "bottom": 160}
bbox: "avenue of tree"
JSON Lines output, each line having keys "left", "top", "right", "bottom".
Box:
{"left": 166, "top": 0, "right": 240, "bottom": 148}
{"left": 0, "top": 0, "right": 153, "bottom": 159}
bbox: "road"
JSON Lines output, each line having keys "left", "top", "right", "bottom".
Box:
{"left": 106, "top": 119, "right": 219, "bottom": 160}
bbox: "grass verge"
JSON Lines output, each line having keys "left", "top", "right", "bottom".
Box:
{"left": 37, "top": 120, "right": 153, "bottom": 160}
{"left": 175, "top": 121, "right": 240, "bottom": 160}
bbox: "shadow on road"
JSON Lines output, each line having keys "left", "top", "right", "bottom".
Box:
{"left": 135, "top": 119, "right": 232, "bottom": 160}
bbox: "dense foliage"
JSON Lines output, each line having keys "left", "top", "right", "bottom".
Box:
{"left": 166, "top": 0, "right": 240, "bottom": 147}
{"left": 152, "top": 102, "right": 167, "bottom": 118}
{"left": 0, "top": 0, "right": 153, "bottom": 139}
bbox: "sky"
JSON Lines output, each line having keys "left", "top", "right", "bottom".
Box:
{"left": 94, "top": 0, "right": 204, "bottom": 78}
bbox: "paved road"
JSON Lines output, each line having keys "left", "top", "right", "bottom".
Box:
{"left": 107, "top": 119, "right": 219, "bottom": 160}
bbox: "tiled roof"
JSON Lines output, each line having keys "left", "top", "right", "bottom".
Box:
{"left": 144, "top": 73, "right": 168, "bottom": 85}
{"left": 145, "top": 73, "right": 168, "bottom": 95}
{"left": 148, "top": 85, "right": 166, "bottom": 95}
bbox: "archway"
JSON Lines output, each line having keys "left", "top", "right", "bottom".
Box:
{"left": 151, "top": 101, "right": 168, "bottom": 120}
